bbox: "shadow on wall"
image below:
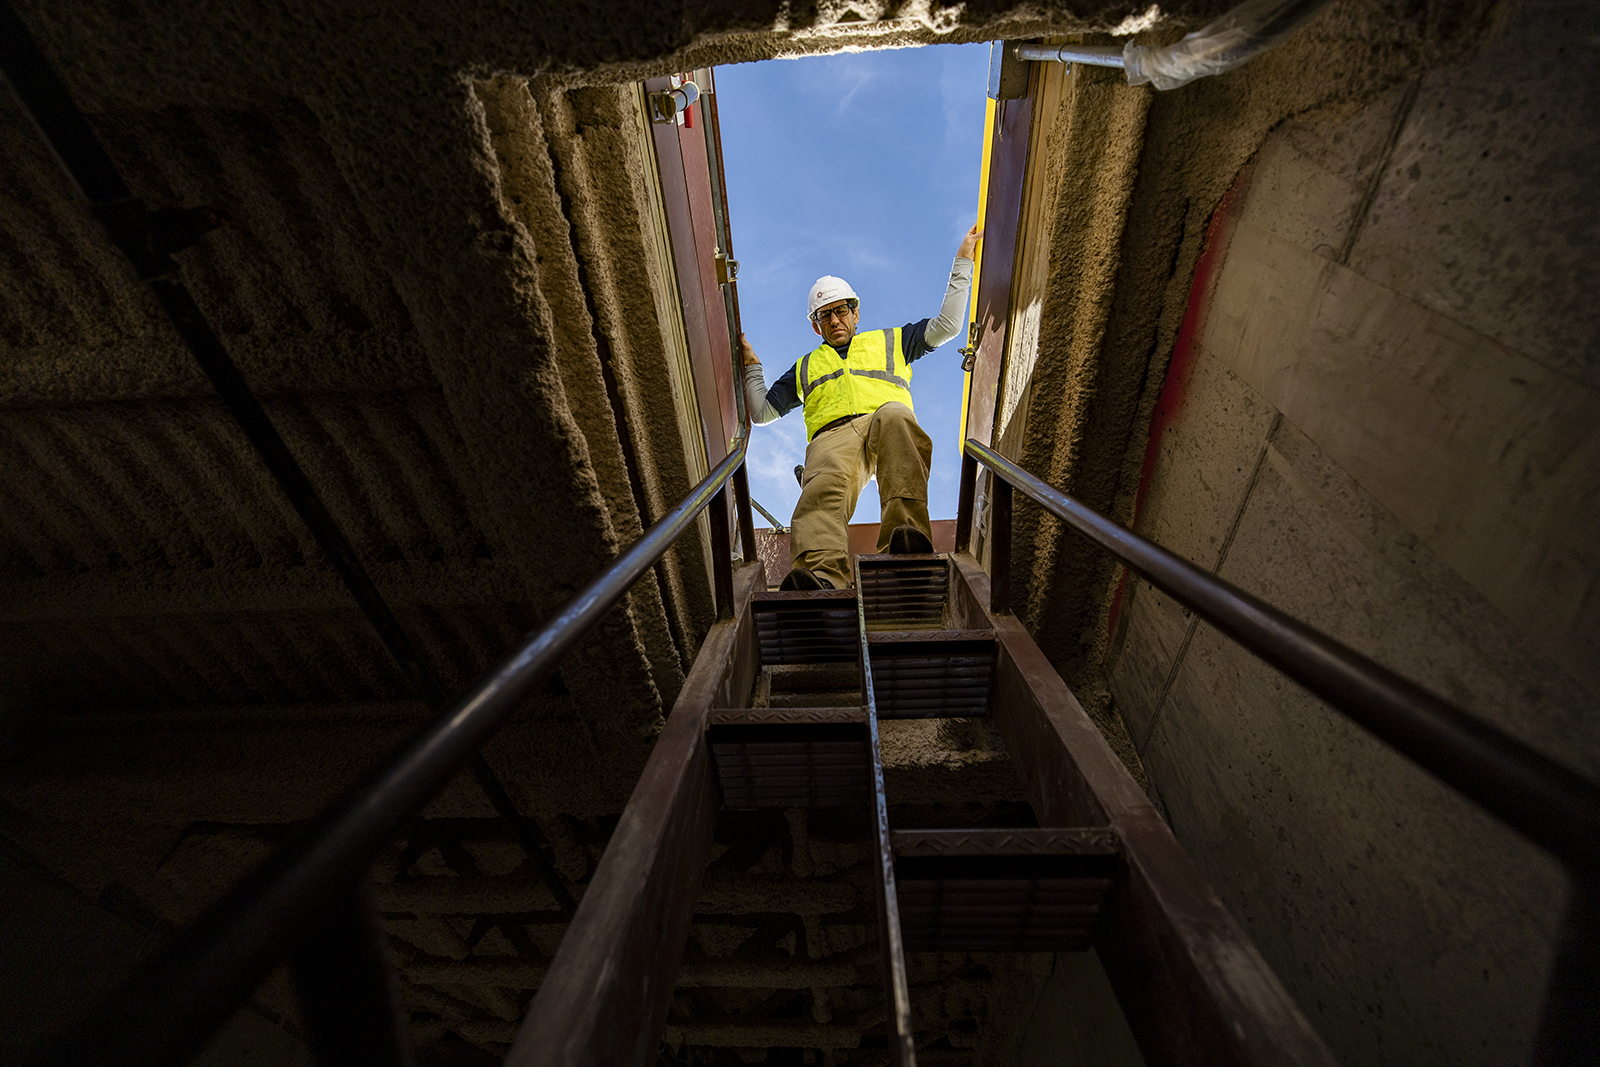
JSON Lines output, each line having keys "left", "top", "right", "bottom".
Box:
{"left": 0, "top": 837, "right": 313, "bottom": 1066}
{"left": 1013, "top": 949, "right": 1146, "bottom": 1067}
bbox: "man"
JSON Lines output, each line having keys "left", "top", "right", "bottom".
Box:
{"left": 741, "top": 223, "right": 982, "bottom": 591}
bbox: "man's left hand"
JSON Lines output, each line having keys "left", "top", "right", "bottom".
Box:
{"left": 958, "top": 223, "right": 984, "bottom": 260}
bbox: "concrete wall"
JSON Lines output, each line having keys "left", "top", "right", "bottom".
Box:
{"left": 1106, "top": 7, "right": 1599, "bottom": 1064}
{"left": 5, "top": 0, "right": 1589, "bottom": 1060}
{"left": 4, "top": 3, "right": 1232, "bottom": 1060}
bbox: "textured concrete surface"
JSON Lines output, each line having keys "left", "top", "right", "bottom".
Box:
{"left": 4, "top": 0, "right": 1583, "bottom": 1062}
{"left": 2, "top": 3, "right": 1228, "bottom": 1060}
{"left": 1103, "top": 6, "right": 1599, "bottom": 1063}
{"left": 0, "top": 837, "right": 313, "bottom": 1066}
{"left": 988, "top": 0, "right": 1507, "bottom": 690}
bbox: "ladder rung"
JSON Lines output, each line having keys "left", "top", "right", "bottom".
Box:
{"left": 715, "top": 767, "right": 871, "bottom": 783}
{"left": 753, "top": 591, "right": 862, "bottom": 666}
{"left": 858, "top": 555, "right": 950, "bottom": 634}
{"left": 708, "top": 708, "right": 872, "bottom": 812}
{"left": 871, "top": 676, "right": 994, "bottom": 691}
{"left": 903, "top": 937, "right": 1096, "bottom": 952}
{"left": 711, "top": 745, "right": 867, "bottom": 760}
{"left": 899, "top": 888, "right": 1112, "bottom": 906}
{"left": 714, "top": 765, "right": 870, "bottom": 781}
{"left": 899, "top": 915, "right": 1104, "bottom": 930}
{"left": 866, "top": 629, "right": 995, "bottom": 646}
{"left": 892, "top": 822, "right": 1120, "bottom": 952}
{"left": 864, "top": 631, "right": 998, "bottom": 718}
{"left": 709, "top": 706, "right": 865, "bottom": 726}
{"left": 754, "top": 589, "right": 860, "bottom": 603}
{"left": 891, "top": 828, "right": 1121, "bottom": 857}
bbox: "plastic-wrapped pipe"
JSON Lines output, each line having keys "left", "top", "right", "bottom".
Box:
{"left": 649, "top": 79, "right": 700, "bottom": 123}
{"left": 1122, "top": 0, "right": 1334, "bottom": 90}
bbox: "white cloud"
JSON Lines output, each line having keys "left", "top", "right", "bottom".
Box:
{"left": 834, "top": 64, "right": 878, "bottom": 113}
{"left": 746, "top": 417, "right": 809, "bottom": 520}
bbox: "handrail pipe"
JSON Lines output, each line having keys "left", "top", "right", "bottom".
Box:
{"left": 957, "top": 438, "right": 1599, "bottom": 1064}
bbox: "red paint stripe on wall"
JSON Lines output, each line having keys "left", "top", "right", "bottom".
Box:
{"left": 1107, "top": 163, "right": 1255, "bottom": 644}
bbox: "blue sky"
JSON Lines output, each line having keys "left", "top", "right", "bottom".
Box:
{"left": 715, "top": 43, "right": 990, "bottom": 525}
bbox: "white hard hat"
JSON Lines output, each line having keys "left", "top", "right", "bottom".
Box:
{"left": 807, "top": 275, "right": 859, "bottom": 321}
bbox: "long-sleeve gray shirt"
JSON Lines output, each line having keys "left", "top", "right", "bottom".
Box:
{"left": 743, "top": 256, "right": 975, "bottom": 426}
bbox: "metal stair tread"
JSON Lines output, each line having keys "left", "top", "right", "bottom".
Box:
{"left": 709, "top": 706, "right": 865, "bottom": 726}
{"left": 856, "top": 554, "right": 950, "bottom": 631}
{"left": 890, "top": 828, "right": 1119, "bottom": 856}
{"left": 890, "top": 828, "right": 1120, "bottom": 954}
{"left": 753, "top": 590, "right": 859, "bottom": 665}
{"left": 866, "top": 631, "right": 998, "bottom": 719}
{"left": 708, "top": 707, "right": 872, "bottom": 810}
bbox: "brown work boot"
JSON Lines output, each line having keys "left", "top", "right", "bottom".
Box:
{"left": 779, "top": 567, "right": 832, "bottom": 592}
{"left": 887, "top": 525, "right": 933, "bottom": 555}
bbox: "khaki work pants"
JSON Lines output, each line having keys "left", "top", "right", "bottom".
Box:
{"left": 790, "top": 402, "right": 933, "bottom": 589}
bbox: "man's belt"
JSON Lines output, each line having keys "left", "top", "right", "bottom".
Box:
{"left": 811, "top": 412, "right": 864, "bottom": 440}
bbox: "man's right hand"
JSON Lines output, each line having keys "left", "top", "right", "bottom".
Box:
{"left": 740, "top": 333, "right": 761, "bottom": 367}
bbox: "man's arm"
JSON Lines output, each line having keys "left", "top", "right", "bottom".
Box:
{"left": 908, "top": 223, "right": 983, "bottom": 360}
{"left": 922, "top": 256, "right": 975, "bottom": 349}
{"left": 924, "top": 222, "right": 983, "bottom": 347}
{"left": 741, "top": 333, "right": 800, "bottom": 425}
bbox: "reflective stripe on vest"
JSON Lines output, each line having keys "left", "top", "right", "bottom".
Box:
{"left": 798, "top": 326, "right": 914, "bottom": 440}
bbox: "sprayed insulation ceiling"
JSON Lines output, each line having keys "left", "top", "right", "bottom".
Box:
{"left": 9, "top": 0, "right": 1512, "bottom": 1062}
{"left": 1, "top": 1, "right": 1227, "bottom": 1060}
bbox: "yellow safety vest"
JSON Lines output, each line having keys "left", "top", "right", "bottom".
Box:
{"left": 797, "top": 327, "right": 914, "bottom": 440}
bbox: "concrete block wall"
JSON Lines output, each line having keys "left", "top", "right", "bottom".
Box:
{"left": 1105, "top": 7, "right": 1599, "bottom": 1064}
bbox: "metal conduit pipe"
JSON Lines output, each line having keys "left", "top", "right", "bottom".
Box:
{"left": 648, "top": 78, "right": 699, "bottom": 124}
{"left": 1014, "top": 0, "right": 1337, "bottom": 90}
{"left": 1012, "top": 42, "right": 1126, "bottom": 67}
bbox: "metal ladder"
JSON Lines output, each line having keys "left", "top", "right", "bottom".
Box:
{"left": 516, "top": 546, "right": 1333, "bottom": 1066}
{"left": 710, "top": 553, "right": 1124, "bottom": 1063}
{"left": 10, "top": 3, "right": 1590, "bottom": 1057}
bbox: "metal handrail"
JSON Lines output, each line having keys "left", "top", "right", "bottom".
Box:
{"left": 43, "top": 436, "right": 750, "bottom": 1067}
{"left": 956, "top": 437, "right": 1599, "bottom": 1062}
{"left": 957, "top": 440, "right": 1600, "bottom": 869}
